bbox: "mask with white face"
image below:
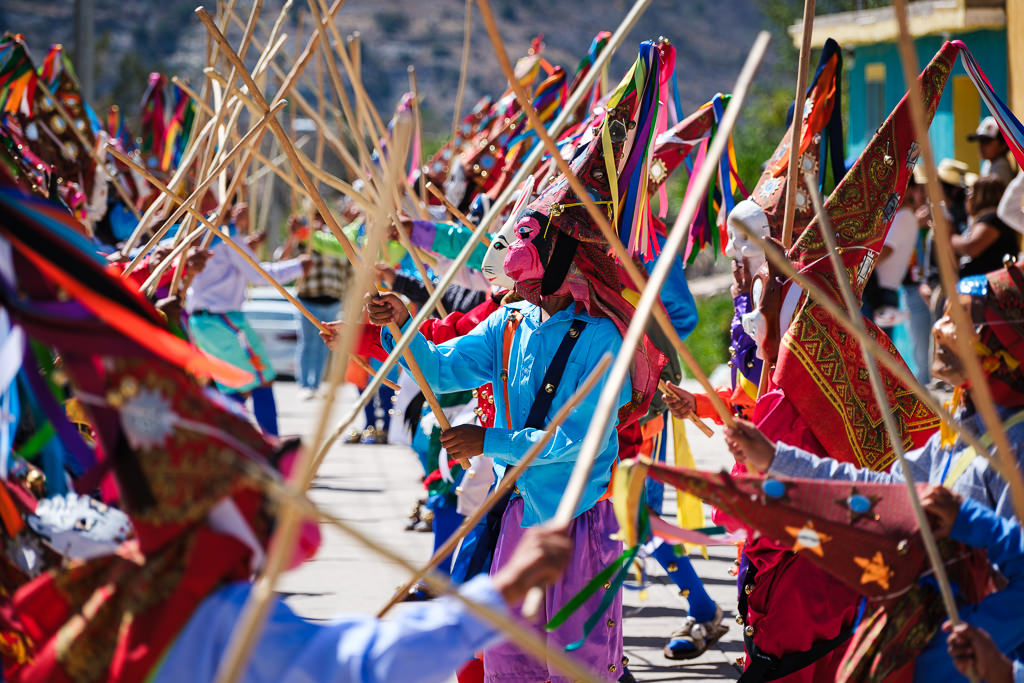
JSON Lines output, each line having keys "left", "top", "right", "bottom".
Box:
{"left": 480, "top": 175, "right": 536, "bottom": 290}
{"left": 725, "top": 199, "right": 771, "bottom": 272}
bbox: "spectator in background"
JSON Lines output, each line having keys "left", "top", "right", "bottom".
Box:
{"left": 997, "top": 170, "right": 1024, "bottom": 237}
{"left": 279, "top": 212, "right": 350, "bottom": 400}
{"left": 954, "top": 176, "right": 1018, "bottom": 278}
{"left": 187, "top": 203, "right": 310, "bottom": 435}
{"left": 865, "top": 177, "right": 920, "bottom": 333}
{"left": 969, "top": 116, "right": 1015, "bottom": 186}
{"left": 902, "top": 173, "right": 935, "bottom": 385}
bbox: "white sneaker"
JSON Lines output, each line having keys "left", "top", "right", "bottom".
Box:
{"left": 298, "top": 387, "right": 316, "bottom": 401}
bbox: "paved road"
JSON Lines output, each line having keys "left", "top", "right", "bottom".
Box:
{"left": 275, "top": 379, "right": 743, "bottom": 681}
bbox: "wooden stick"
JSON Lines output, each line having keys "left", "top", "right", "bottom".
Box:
{"left": 780, "top": 0, "right": 816, "bottom": 249}
{"left": 314, "top": 0, "right": 655, "bottom": 468}
{"left": 208, "top": 0, "right": 264, "bottom": 224}
{"left": 106, "top": 144, "right": 336, "bottom": 337}
{"left": 657, "top": 380, "right": 714, "bottom": 438}
{"left": 172, "top": 99, "right": 400, "bottom": 398}
{"left": 378, "top": 354, "right": 612, "bottom": 617}
{"left": 197, "top": 6, "right": 364, "bottom": 269}
{"left": 425, "top": 182, "right": 493, "bottom": 248}
{"left": 209, "top": 26, "right": 457, "bottom": 470}
{"left": 118, "top": 96, "right": 237, "bottom": 259}
{"left": 451, "top": 0, "right": 474, "bottom": 141}
{"left": 122, "top": 100, "right": 285, "bottom": 275}
{"left": 118, "top": 0, "right": 261, "bottom": 258}
{"left": 475, "top": 0, "right": 738, "bottom": 428}
{"left": 171, "top": 0, "right": 269, "bottom": 292}
{"left": 408, "top": 65, "right": 428, "bottom": 208}
{"left": 514, "top": 27, "right": 771, "bottom": 618}
{"left": 890, "top": 0, "right": 1024, "bottom": 526}
{"left": 348, "top": 32, "right": 361, "bottom": 79}
{"left": 804, "top": 169, "right": 969, "bottom": 652}
{"left": 312, "top": 46, "right": 326, "bottom": 255}
{"left": 312, "top": 0, "right": 387, "bottom": 143}
{"left": 350, "top": 355, "right": 401, "bottom": 391}
{"left": 171, "top": 79, "right": 368, "bottom": 210}
{"left": 302, "top": 0, "right": 375, "bottom": 177}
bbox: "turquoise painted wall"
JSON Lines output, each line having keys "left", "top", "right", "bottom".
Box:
{"left": 844, "top": 28, "right": 1007, "bottom": 162}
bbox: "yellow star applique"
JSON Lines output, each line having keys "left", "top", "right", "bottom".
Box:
{"left": 784, "top": 521, "right": 832, "bottom": 557}
{"left": 854, "top": 551, "right": 893, "bottom": 590}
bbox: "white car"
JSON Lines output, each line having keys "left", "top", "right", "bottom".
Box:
{"left": 242, "top": 286, "right": 299, "bottom": 379}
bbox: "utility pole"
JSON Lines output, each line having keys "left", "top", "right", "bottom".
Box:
{"left": 73, "top": 0, "right": 95, "bottom": 102}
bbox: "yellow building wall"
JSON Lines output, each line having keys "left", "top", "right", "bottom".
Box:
{"left": 953, "top": 75, "right": 982, "bottom": 172}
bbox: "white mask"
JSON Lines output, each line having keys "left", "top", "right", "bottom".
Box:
{"left": 726, "top": 199, "right": 771, "bottom": 272}
{"left": 480, "top": 175, "right": 536, "bottom": 290}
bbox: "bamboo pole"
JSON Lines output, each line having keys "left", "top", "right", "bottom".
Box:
{"left": 376, "top": 115, "right": 467, "bottom": 467}
{"left": 803, "top": 171, "right": 972, "bottom": 669}
{"left": 378, "top": 354, "right": 612, "bottom": 617}
{"left": 658, "top": 379, "right": 714, "bottom": 438}
{"left": 516, "top": 28, "right": 771, "bottom": 618}
{"left": 105, "top": 145, "right": 360, "bottom": 345}
{"left": 122, "top": 100, "right": 286, "bottom": 275}
{"left": 197, "top": 6, "right": 364, "bottom": 268}
{"left": 170, "top": 79, "right": 370, "bottom": 211}
{"left": 408, "top": 65, "right": 427, "bottom": 208}
{"left": 780, "top": 0, "right": 816, "bottom": 249}
{"left": 475, "top": 0, "right": 737, "bottom": 428}
{"left": 890, "top": 0, "right": 1024, "bottom": 525}
{"left": 198, "top": 21, "right": 458, "bottom": 464}
{"left": 451, "top": 0, "right": 474, "bottom": 141}
{"left": 312, "top": 46, "right": 326, "bottom": 255}
{"left": 302, "top": 0, "right": 375, "bottom": 177}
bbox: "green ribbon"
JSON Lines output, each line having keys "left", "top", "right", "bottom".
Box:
{"left": 546, "top": 506, "right": 651, "bottom": 651}
{"left": 14, "top": 422, "right": 54, "bottom": 459}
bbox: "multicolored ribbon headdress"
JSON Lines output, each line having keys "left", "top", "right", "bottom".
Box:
{"left": 763, "top": 43, "right": 957, "bottom": 471}
{"left": 750, "top": 37, "right": 845, "bottom": 243}
{"left": 504, "top": 40, "right": 676, "bottom": 424}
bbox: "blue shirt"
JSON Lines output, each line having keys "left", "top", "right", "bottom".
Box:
{"left": 381, "top": 301, "right": 628, "bottom": 526}
{"left": 153, "top": 575, "right": 506, "bottom": 683}
{"left": 768, "top": 404, "right": 1024, "bottom": 519}
{"left": 913, "top": 498, "right": 1024, "bottom": 682}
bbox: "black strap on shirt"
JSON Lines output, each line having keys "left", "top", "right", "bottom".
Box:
{"left": 523, "top": 318, "right": 587, "bottom": 429}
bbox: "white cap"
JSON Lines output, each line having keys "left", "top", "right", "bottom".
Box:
{"left": 968, "top": 116, "right": 1000, "bottom": 141}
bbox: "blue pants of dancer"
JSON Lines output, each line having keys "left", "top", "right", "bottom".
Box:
{"left": 651, "top": 540, "right": 716, "bottom": 623}
{"left": 903, "top": 284, "right": 933, "bottom": 385}
{"left": 295, "top": 299, "right": 340, "bottom": 390}
{"left": 428, "top": 497, "right": 464, "bottom": 576}
{"left": 226, "top": 385, "right": 278, "bottom": 436}
{"left": 363, "top": 384, "right": 395, "bottom": 432}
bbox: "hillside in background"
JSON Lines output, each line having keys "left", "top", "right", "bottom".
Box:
{"left": 1, "top": 0, "right": 768, "bottom": 139}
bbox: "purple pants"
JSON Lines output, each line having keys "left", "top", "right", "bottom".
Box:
{"left": 483, "top": 497, "right": 623, "bottom": 683}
